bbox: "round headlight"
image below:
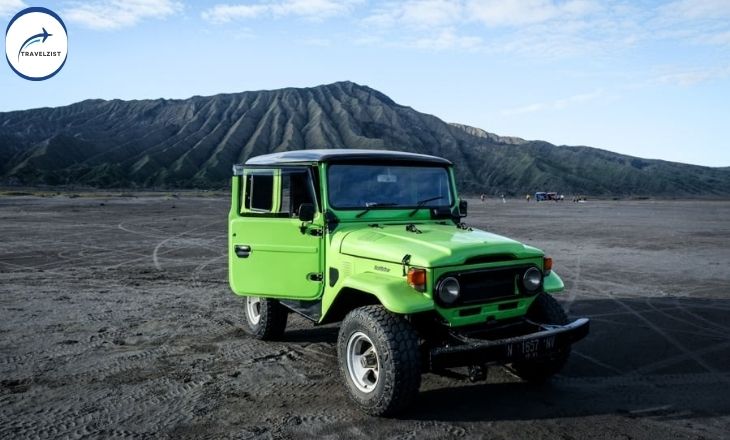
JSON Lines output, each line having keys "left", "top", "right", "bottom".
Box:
{"left": 438, "top": 277, "right": 460, "bottom": 305}
{"left": 523, "top": 267, "right": 542, "bottom": 292}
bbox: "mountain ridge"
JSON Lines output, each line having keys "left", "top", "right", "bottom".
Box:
{"left": 1, "top": 81, "right": 728, "bottom": 196}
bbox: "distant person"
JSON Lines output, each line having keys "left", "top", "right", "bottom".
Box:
{"left": 526, "top": 194, "right": 531, "bottom": 202}
{"left": 501, "top": 194, "right": 506, "bottom": 204}
{"left": 480, "top": 193, "right": 486, "bottom": 203}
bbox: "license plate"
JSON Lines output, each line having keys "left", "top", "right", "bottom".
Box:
{"left": 505, "top": 334, "right": 558, "bottom": 360}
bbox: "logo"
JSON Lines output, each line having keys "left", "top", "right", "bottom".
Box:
{"left": 5, "top": 7, "right": 68, "bottom": 81}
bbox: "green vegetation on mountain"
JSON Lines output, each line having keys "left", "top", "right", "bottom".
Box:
{"left": 1, "top": 81, "right": 727, "bottom": 196}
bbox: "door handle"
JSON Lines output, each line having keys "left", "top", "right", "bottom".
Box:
{"left": 234, "top": 245, "right": 251, "bottom": 258}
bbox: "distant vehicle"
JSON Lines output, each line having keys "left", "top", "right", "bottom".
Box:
{"left": 535, "top": 192, "right": 563, "bottom": 202}
{"left": 228, "top": 149, "right": 589, "bottom": 416}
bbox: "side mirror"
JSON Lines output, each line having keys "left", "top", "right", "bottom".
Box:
{"left": 458, "top": 199, "right": 468, "bottom": 217}
{"left": 298, "top": 203, "right": 315, "bottom": 222}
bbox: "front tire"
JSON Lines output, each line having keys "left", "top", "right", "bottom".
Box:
{"left": 244, "top": 296, "right": 288, "bottom": 340}
{"left": 337, "top": 305, "right": 421, "bottom": 416}
{"left": 509, "top": 292, "right": 570, "bottom": 383}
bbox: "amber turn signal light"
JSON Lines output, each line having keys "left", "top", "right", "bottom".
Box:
{"left": 407, "top": 268, "right": 427, "bottom": 292}
{"left": 543, "top": 257, "right": 553, "bottom": 273}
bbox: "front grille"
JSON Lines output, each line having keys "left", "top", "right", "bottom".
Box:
{"left": 438, "top": 266, "right": 535, "bottom": 307}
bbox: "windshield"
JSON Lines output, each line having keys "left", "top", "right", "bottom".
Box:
{"left": 327, "top": 164, "right": 453, "bottom": 209}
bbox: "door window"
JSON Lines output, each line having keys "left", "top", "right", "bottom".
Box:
{"left": 244, "top": 171, "right": 275, "bottom": 212}
{"left": 241, "top": 168, "right": 316, "bottom": 217}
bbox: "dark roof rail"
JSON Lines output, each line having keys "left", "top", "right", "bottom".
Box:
{"left": 240, "top": 149, "right": 452, "bottom": 166}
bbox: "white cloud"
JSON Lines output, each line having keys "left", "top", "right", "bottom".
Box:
{"left": 651, "top": 0, "right": 730, "bottom": 48}
{"left": 660, "top": 0, "right": 730, "bottom": 20}
{"left": 195, "top": 0, "right": 730, "bottom": 60}
{"left": 411, "top": 28, "right": 482, "bottom": 50}
{"left": 656, "top": 66, "right": 730, "bottom": 86}
{"left": 699, "top": 30, "right": 730, "bottom": 45}
{"left": 271, "top": 0, "right": 361, "bottom": 18}
{"left": 501, "top": 89, "right": 605, "bottom": 115}
{"left": 202, "top": 0, "right": 363, "bottom": 23}
{"left": 363, "top": 0, "right": 463, "bottom": 28}
{"left": 363, "top": 0, "right": 601, "bottom": 29}
{"left": 356, "top": 0, "right": 730, "bottom": 59}
{"left": 202, "top": 4, "right": 267, "bottom": 22}
{"left": 465, "top": 0, "right": 640, "bottom": 57}
{"left": 466, "top": 0, "right": 600, "bottom": 27}
{"left": 0, "top": 0, "right": 26, "bottom": 18}
{"left": 359, "top": 0, "right": 621, "bottom": 57}
{"left": 64, "top": 0, "right": 182, "bottom": 30}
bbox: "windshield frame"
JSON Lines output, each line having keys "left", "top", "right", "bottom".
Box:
{"left": 324, "top": 161, "right": 456, "bottom": 212}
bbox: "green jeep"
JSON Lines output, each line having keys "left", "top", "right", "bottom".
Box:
{"left": 228, "top": 149, "right": 589, "bottom": 415}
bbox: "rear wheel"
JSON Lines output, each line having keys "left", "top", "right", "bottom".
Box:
{"left": 509, "top": 293, "right": 570, "bottom": 383}
{"left": 337, "top": 305, "right": 421, "bottom": 416}
{"left": 244, "top": 296, "right": 288, "bottom": 340}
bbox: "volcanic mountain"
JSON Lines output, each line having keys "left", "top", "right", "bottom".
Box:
{"left": 1, "top": 81, "right": 727, "bottom": 196}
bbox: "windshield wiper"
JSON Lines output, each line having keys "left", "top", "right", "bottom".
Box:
{"left": 356, "top": 202, "right": 398, "bottom": 218}
{"left": 408, "top": 196, "right": 444, "bottom": 217}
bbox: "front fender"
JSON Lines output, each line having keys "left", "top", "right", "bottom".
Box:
{"left": 543, "top": 271, "right": 565, "bottom": 294}
{"left": 339, "top": 272, "right": 435, "bottom": 314}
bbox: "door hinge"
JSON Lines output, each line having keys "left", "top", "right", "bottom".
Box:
{"left": 308, "top": 228, "right": 323, "bottom": 237}
{"left": 307, "top": 272, "right": 323, "bottom": 282}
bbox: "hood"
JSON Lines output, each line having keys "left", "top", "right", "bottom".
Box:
{"left": 338, "top": 223, "right": 543, "bottom": 267}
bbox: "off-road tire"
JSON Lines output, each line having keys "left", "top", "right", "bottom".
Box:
{"left": 244, "top": 297, "right": 288, "bottom": 340}
{"left": 510, "top": 292, "right": 570, "bottom": 383}
{"left": 337, "top": 305, "right": 421, "bottom": 416}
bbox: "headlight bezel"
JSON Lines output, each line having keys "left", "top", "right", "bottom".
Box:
{"left": 436, "top": 276, "right": 461, "bottom": 306}
{"left": 522, "top": 266, "right": 543, "bottom": 293}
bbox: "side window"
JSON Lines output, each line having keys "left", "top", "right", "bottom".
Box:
{"left": 282, "top": 169, "right": 316, "bottom": 217}
{"left": 243, "top": 171, "right": 275, "bottom": 212}
{"left": 241, "top": 168, "right": 316, "bottom": 217}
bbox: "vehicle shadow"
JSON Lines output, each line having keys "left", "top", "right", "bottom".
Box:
{"left": 284, "top": 324, "right": 339, "bottom": 343}
{"left": 406, "top": 296, "right": 730, "bottom": 422}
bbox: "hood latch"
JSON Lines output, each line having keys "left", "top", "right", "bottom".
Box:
{"left": 405, "top": 223, "right": 422, "bottom": 234}
{"left": 401, "top": 254, "right": 411, "bottom": 276}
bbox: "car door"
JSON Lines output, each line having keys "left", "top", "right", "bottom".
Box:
{"left": 229, "top": 166, "right": 323, "bottom": 300}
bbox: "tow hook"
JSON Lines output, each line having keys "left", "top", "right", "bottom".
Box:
{"left": 468, "top": 364, "right": 487, "bottom": 382}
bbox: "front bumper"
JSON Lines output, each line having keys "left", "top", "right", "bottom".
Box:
{"left": 428, "top": 318, "right": 590, "bottom": 370}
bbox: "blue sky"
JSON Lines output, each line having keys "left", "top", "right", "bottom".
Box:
{"left": 1, "top": 0, "right": 729, "bottom": 167}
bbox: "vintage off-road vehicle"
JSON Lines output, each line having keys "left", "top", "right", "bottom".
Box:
{"left": 228, "top": 149, "right": 589, "bottom": 415}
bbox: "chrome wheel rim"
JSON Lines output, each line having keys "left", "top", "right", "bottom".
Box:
{"left": 246, "top": 296, "right": 262, "bottom": 326}
{"left": 346, "top": 331, "right": 380, "bottom": 393}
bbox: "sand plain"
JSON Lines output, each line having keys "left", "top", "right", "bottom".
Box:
{"left": 1, "top": 195, "right": 729, "bottom": 439}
